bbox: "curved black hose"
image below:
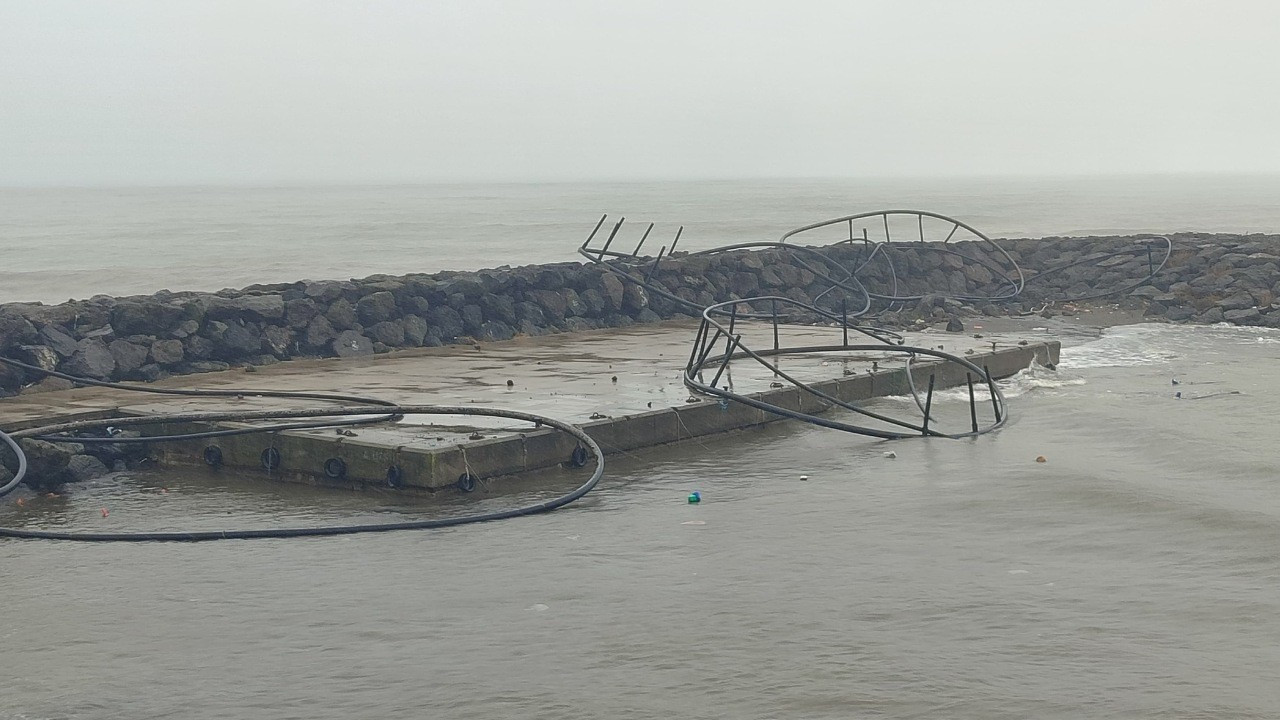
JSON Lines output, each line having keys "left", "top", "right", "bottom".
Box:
{"left": 0, "top": 405, "right": 604, "bottom": 542}
{"left": 0, "top": 428, "right": 27, "bottom": 497}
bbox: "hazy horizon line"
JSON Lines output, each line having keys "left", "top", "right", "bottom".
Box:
{"left": 5, "top": 170, "right": 1280, "bottom": 192}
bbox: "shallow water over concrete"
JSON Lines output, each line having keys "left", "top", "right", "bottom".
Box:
{"left": 5, "top": 320, "right": 1280, "bottom": 718}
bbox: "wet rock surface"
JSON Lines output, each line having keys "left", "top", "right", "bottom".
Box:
{"left": 2, "top": 233, "right": 1280, "bottom": 397}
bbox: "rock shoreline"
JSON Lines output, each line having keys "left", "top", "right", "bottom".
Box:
{"left": 2, "top": 232, "right": 1279, "bottom": 398}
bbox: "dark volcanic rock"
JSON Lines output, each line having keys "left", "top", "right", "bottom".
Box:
{"left": 426, "top": 306, "right": 464, "bottom": 341}
{"left": 150, "top": 339, "right": 185, "bottom": 365}
{"left": 332, "top": 330, "right": 374, "bottom": 358}
{"left": 63, "top": 339, "right": 116, "bottom": 379}
{"left": 184, "top": 335, "right": 216, "bottom": 361}
{"left": 66, "top": 454, "right": 110, "bottom": 482}
{"left": 261, "top": 325, "right": 294, "bottom": 357}
{"left": 367, "top": 320, "right": 406, "bottom": 347}
{"left": 476, "top": 321, "right": 515, "bottom": 342}
{"left": 285, "top": 298, "right": 320, "bottom": 329}
{"left": 402, "top": 314, "right": 429, "bottom": 346}
{"left": 16, "top": 344, "right": 60, "bottom": 373}
{"left": 325, "top": 299, "right": 359, "bottom": 331}
{"left": 18, "top": 438, "right": 72, "bottom": 491}
{"left": 109, "top": 339, "right": 150, "bottom": 375}
{"left": 218, "top": 323, "right": 263, "bottom": 358}
{"left": 38, "top": 325, "right": 80, "bottom": 358}
{"left": 0, "top": 310, "right": 38, "bottom": 352}
{"left": 304, "top": 316, "right": 338, "bottom": 348}
{"left": 112, "top": 301, "right": 184, "bottom": 336}
{"left": 356, "top": 291, "right": 398, "bottom": 325}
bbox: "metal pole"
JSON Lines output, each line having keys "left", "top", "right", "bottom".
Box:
{"left": 921, "top": 374, "right": 936, "bottom": 435}
{"left": 644, "top": 245, "right": 667, "bottom": 283}
{"left": 669, "top": 226, "right": 684, "bottom": 255}
{"left": 597, "top": 217, "right": 624, "bottom": 261}
{"left": 685, "top": 320, "right": 709, "bottom": 372}
{"left": 727, "top": 303, "right": 738, "bottom": 337}
{"left": 632, "top": 223, "right": 654, "bottom": 257}
{"left": 984, "top": 364, "right": 1001, "bottom": 422}
{"left": 967, "top": 373, "right": 978, "bottom": 433}
{"left": 771, "top": 299, "right": 779, "bottom": 352}
{"left": 709, "top": 335, "right": 742, "bottom": 388}
{"left": 581, "top": 214, "right": 607, "bottom": 251}
{"left": 597, "top": 218, "right": 625, "bottom": 261}
{"left": 841, "top": 297, "right": 848, "bottom": 347}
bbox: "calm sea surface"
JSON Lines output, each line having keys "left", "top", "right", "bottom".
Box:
{"left": 3, "top": 174, "right": 1280, "bottom": 304}
{"left": 3, "top": 322, "right": 1280, "bottom": 718}
{"left": 4, "top": 177, "right": 1280, "bottom": 718}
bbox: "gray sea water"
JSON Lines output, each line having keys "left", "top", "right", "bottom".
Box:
{"left": 4, "top": 321, "right": 1280, "bottom": 718}
{"left": 3, "top": 174, "right": 1280, "bottom": 304}
{"left": 4, "top": 177, "right": 1280, "bottom": 718}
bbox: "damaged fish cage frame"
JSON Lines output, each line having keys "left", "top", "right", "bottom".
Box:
{"left": 683, "top": 296, "right": 1008, "bottom": 440}
{"left": 1020, "top": 235, "right": 1173, "bottom": 303}
{"left": 778, "top": 209, "right": 1026, "bottom": 305}
{"left": 579, "top": 210, "right": 1174, "bottom": 312}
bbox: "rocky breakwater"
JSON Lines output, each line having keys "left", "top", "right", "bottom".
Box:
{"left": 5, "top": 231, "right": 1280, "bottom": 491}
{"left": 6, "top": 233, "right": 1280, "bottom": 401}
{"left": 1003, "top": 232, "right": 1280, "bottom": 326}
{"left": 0, "top": 262, "right": 661, "bottom": 399}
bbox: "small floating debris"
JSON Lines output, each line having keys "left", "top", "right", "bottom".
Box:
{"left": 1035, "top": 455, "right": 1047, "bottom": 463}
{"left": 799, "top": 475, "right": 809, "bottom": 481}
{"left": 506, "top": 379, "right": 514, "bottom": 387}
{"left": 770, "top": 381, "right": 784, "bottom": 388}
{"left": 589, "top": 412, "right": 607, "bottom": 420}
{"left": 100, "top": 507, "right": 109, "bottom": 517}
{"left": 611, "top": 375, "right": 618, "bottom": 383}
{"left": 883, "top": 451, "right": 897, "bottom": 459}
{"left": 687, "top": 491, "right": 701, "bottom": 504}
{"left": 681, "top": 520, "right": 706, "bottom": 525}
{"left": 468, "top": 431, "right": 485, "bottom": 440}
{"left": 1171, "top": 378, "right": 1180, "bottom": 385}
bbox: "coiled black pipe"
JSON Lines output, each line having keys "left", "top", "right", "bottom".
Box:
{"left": 0, "top": 405, "right": 604, "bottom": 542}
{"left": 0, "top": 356, "right": 605, "bottom": 542}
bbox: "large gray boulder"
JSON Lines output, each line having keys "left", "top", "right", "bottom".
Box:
{"left": 17, "top": 438, "right": 72, "bottom": 491}
{"left": 332, "top": 330, "right": 373, "bottom": 358}
{"left": 402, "top": 314, "right": 429, "bottom": 346}
{"left": 0, "top": 310, "right": 38, "bottom": 352}
{"left": 304, "top": 316, "right": 338, "bottom": 348}
{"left": 109, "top": 339, "right": 150, "bottom": 375}
{"left": 63, "top": 338, "right": 116, "bottom": 379}
{"left": 66, "top": 454, "right": 110, "bottom": 482}
{"left": 111, "top": 300, "right": 184, "bottom": 336}
{"left": 150, "top": 339, "right": 185, "bottom": 365}
{"left": 367, "top": 320, "right": 406, "bottom": 347}
{"left": 38, "top": 325, "right": 80, "bottom": 358}
{"left": 356, "top": 291, "right": 398, "bottom": 325}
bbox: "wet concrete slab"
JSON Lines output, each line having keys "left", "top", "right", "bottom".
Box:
{"left": 2, "top": 318, "right": 1062, "bottom": 490}
{"left": 3, "top": 318, "right": 1060, "bottom": 431}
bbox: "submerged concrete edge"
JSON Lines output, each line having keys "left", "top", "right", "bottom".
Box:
{"left": 150, "top": 341, "right": 1059, "bottom": 492}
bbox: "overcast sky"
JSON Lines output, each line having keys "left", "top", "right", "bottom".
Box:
{"left": 2, "top": 1, "right": 1278, "bottom": 185}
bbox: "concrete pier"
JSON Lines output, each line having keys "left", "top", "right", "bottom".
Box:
{"left": 1, "top": 321, "right": 1059, "bottom": 493}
